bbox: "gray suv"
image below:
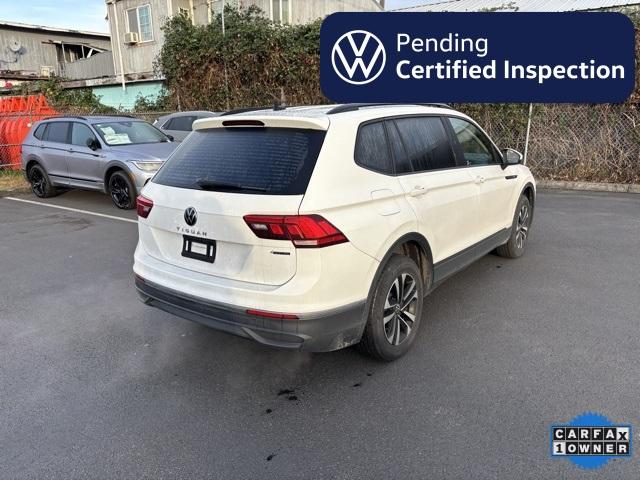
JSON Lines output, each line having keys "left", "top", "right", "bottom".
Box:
{"left": 21, "top": 116, "right": 178, "bottom": 209}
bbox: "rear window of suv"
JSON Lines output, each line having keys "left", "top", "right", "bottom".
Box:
{"left": 153, "top": 127, "right": 326, "bottom": 195}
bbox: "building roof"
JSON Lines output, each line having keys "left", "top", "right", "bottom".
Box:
{"left": 391, "top": 0, "right": 640, "bottom": 12}
{"left": 0, "top": 20, "right": 109, "bottom": 38}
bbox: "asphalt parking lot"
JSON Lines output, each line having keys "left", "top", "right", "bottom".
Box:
{"left": 1, "top": 189, "right": 639, "bottom": 479}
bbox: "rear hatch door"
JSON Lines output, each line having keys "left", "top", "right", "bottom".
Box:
{"left": 139, "top": 116, "right": 328, "bottom": 287}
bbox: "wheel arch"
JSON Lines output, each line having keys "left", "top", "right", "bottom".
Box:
{"left": 25, "top": 157, "right": 43, "bottom": 175}
{"left": 103, "top": 161, "right": 130, "bottom": 193}
{"left": 368, "top": 232, "right": 434, "bottom": 300}
{"left": 521, "top": 181, "right": 536, "bottom": 223}
{"left": 357, "top": 231, "right": 434, "bottom": 340}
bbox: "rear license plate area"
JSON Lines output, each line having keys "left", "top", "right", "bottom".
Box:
{"left": 182, "top": 235, "right": 216, "bottom": 263}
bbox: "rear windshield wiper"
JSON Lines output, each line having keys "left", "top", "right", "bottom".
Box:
{"left": 195, "top": 178, "right": 267, "bottom": 193}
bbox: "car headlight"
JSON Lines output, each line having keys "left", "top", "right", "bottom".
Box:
{"left": 132, "top": 161, "right": 163, "bottom": 172}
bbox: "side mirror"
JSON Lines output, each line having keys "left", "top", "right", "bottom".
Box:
{"left": 166, "top": 134, "right": 174, "bottom": 142}
{"left": 86, "top": 138, "right": 100, "bottom": 151}
{"left": 501, "top": 148, "right": 523, "bottom": 167}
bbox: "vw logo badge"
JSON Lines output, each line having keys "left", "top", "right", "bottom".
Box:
{"left": 184, "top": 207, "right": 197, "bottom": 226}
{"left": 331, "top": 30, "right": 386, "bottom": 85}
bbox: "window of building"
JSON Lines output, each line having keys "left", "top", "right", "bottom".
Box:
{"left": 126, "top": 4, "right": 153, "bottom": 42}
{"left": 270, "top": 0, "right": 291, "bottom": 24}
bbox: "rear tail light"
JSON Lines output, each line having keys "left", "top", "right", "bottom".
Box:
{"left": 136, "top": 195, "right": 153, "bottom": 218}
{"left": 243, "top": 214, "right": 348, "bottom": 248}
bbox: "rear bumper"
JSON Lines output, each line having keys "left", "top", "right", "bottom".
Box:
{"left": 135, "top": 278, "right": 367, "bottom": 352}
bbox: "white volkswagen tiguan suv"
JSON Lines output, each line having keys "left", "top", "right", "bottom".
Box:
{"left": 134, "top": 104, "right": 535, "bottom": 361}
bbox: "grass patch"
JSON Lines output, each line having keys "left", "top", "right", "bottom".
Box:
{"left": 0, "top": 170, "right": 30, "bottom": 194}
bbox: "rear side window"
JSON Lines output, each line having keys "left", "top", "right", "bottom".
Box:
{"left": 386, "top": 121, "right": 412, "bottom": 174}
{"left": 33, "top": 123, "right": 47, "bottom": 140}
{"left": 44, "top": 122, "right": 70, "bottom": 144}
{"left": 166, "top": 116, "right": 197, "bottom": 131}
{"left": 153, "top": 127, "right": 326, "bottom": 195}
{"left": 392, "top": 117, "right": 456, "bottom": 172}
{"left": 355, "top": 122, "right": 393, "bottom": 174}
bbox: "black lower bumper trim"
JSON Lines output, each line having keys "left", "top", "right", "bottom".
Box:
{"left": 135, "top": 278, "right": 366, "bottom": 352}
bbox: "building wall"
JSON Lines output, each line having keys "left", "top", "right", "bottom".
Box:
{"left": 91, "top": 79, "right": 165, "bottom": 109}
{"left": 61, "top": 51, "right": 115, "bottom": 80}
{"left": 0, "top": 26, "right": 110, "bottom": 76}
{"left": 191, "top": 0, "right": 382, "bottom": 25}
{"left": 106, "top": 0, "right": 170, "bottom": 77}
{"left": 106, "top": 0, "right": 383, "bottom": 78}
{"left": 291, "top": 0, "right": 382, "bottom": 23}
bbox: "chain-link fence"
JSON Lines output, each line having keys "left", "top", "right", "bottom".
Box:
{"left": 456, "top": 103, "right": 640, "bottom": 184}
{"left": 2, "top": 104, "right": 640, "bottom": 187}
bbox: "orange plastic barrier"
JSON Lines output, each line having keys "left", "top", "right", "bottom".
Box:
{"left": 0, "top": 95, "right": 58, "bottom": 170}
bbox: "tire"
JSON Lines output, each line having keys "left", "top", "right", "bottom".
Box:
{"left": 496, "top": 194, "right": 532, "bottom": 259}
{"left": 358, "top": 255, "right": 424, "bottom": 361}
{"left": 28, "top": 163, "right": 58, "bottom": 198}
{"left": 108, "top": 170, "right": 136, "bottom": 210}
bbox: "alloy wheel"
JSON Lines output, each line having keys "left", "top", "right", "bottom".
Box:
{"left": 383, "top": 273, "right": 419, "bottom": 346}
{"left": 109, "top": 175, "right": 131, "bottom": 208}
{"left": 30, "top": 168, "right": 46, "bottom": 197}
{"left": 515, "top": 203, "right": 530, "bottom": 250}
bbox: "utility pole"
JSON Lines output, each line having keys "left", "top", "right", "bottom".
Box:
{"left": 221, "top": 1, "right": 230, "bottom": 111}
{"left": 523, "top": 103, "right": 533, "bottom": 165}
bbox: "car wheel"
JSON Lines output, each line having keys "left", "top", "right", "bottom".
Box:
{"left": 496, "top": 194, "right": 532, "bottom": 259}
{"left": 108, "top": 171, "right": 136, "bottom": 210}
{"left": 28, "top": 164, "right": 58, "bottom": 198}
{"left": 358, "top": 255, "right": 424, "bottom": 361}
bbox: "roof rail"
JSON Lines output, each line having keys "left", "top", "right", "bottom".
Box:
{"left": 42, "top": 115, "right": 87, "bottom": 121}
{"left": 92, "top": 113, "right": 136, "bottom": 119}
{"left": 326, "top": 103, "right": 451, "bottom": 115}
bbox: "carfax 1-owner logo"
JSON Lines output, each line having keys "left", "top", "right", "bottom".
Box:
{"left": 551, "top": 413, "right": 632, "bottom": 469}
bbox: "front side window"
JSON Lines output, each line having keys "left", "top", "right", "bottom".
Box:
{"left": 71, "top": 123, "right": 97, "bottom": 147}
{"left": 153, "top": 127, "right": 325, "bottom": 195}
{"left": 448, "top": 117, "right": 497, "bottom": 166}
{"left": 392, "top": 117, "right": 456, "bottom": 172}
{"left": 44, "top": 122, "right": 70, "bottom": 144}
{"left": 93, "top": 121, "right": 168, "bottom": 146}
{"left": 127, "top": 4, "right": 153, "bottom": 42}
{"left": 355, "top": 122, "right": 393, "bottom": 174}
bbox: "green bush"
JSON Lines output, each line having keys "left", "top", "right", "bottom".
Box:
{"left": 156, "top": 7, "right": 323, "bottom": 110}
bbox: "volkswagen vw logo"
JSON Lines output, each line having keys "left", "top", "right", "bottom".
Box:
{"left": 331, "top": 30, "right": 386, "bottom": 85}
{"left": 184, "top": 207, "right": 197, "bottom": 226}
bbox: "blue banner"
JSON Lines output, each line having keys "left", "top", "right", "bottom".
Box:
{"left": 320, "top": 12, "right": 635, "bottom": 103}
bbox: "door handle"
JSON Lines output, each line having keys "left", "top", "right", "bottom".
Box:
{"left": 475, "top": 175, "right": 486, "bottom": 184}
{"left": 409, "top": 186, "right": 428, "bottom": 197}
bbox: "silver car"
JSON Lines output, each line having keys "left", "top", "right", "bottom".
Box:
{"left": 21, "top": 116, "right": 178, "bottom": 209}
{"left": 154, "top": 111, "right": 219, "bottom": 142}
